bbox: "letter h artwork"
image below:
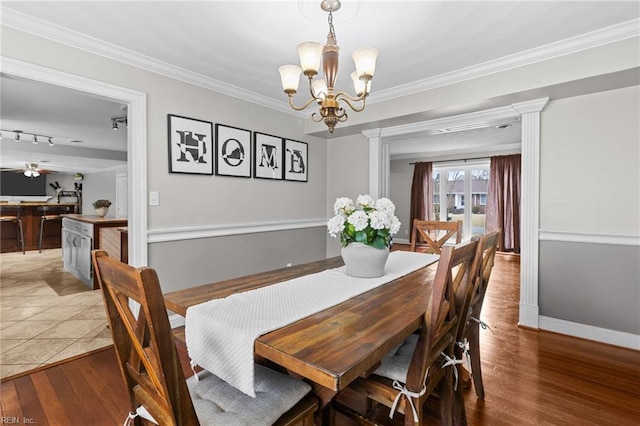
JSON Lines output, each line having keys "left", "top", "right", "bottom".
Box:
{"left": 284, "top": 139, "right": 308, "bottom": 182}
{"left": 168, "top": 114, "right": 214, "bottom": 175}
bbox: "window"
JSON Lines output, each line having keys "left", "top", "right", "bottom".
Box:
{"left": 433, "top": 162, "right": 489, "bottom": 239}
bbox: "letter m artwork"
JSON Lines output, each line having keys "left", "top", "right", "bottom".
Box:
{"left": 259, "top": 144, "right": 279, "bottom": 170}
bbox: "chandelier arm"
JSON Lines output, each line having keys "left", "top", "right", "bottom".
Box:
{"left": 287, "top": 94, "right": 320, "bottom": 112}
{"left": 335, "top": 93, "right": 367, "bottom": 113}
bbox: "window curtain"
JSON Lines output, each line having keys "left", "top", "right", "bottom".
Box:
{"left": 409, "top": 162, "right": 434, "bottom": 236}
{"left": 486, "top": 154, "right": 521, "bottom": 253}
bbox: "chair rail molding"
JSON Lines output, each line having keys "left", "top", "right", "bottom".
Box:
{"left": 147, "top": 218, "right": 327, "bottom": 243}
{"left": 365, "top": 98, "right": 549, "bottom": 329}
{"left": 539, "top": 229, "right": 640, "bottom": 246}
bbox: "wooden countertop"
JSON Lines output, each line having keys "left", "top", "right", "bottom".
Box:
{"left": 0, "top": 202, "right": 78, "bottom": 207}
{"left": 61, "top": 214, "right": 127, "bottom": 225}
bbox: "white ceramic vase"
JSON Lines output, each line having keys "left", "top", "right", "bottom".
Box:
{"left": 95, "top": 207, "right": 109, "bottom": 217}
{"left": 341, "top": 242, "right": 390, "bottom": 278}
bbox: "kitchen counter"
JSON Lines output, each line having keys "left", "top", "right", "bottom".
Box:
{"left": 0, "top": 202, "right": 78, "bottom": 207}
{"left": 62, "top": 215, "right": 128, "bottom": 289}
{"left": 61, "top": 214, "right": 127, "bottom": 225}
{"left": 0, "top": 203, "right": 80, "bottom": 252}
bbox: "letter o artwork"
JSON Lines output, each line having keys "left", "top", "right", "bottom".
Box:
{"left": 215, "top": 124, "right": 252, "bottom": 178}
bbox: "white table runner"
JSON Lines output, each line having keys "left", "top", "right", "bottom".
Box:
{"left": 185, "top": 251, "right": 438, "bottom": 397}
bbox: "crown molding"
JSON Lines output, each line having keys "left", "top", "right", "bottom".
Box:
{"left": 371, "top": 18, "right": 640, "bottom": 104}
{"left": 2, "top": 8, "right": 638, "bottom": 111}
{"left": 0, "top": 8, "right": 298, "bottom": 117}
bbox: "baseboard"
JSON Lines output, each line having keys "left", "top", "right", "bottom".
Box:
{"left": 539, "top": 315, "right": 640, "bottom": 350}
{"left": 518, "top": 303, "right": 539, "bottom": 329}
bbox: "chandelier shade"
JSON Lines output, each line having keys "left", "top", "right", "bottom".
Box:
{"left": 278, "top": 0, "right": 378, "bottom": 133}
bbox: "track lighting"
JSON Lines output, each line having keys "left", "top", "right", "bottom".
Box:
{"left": 1, "top": 129, "right": 55, "bottom": 146}
{"left": 111, "top": 116, "right": 127, "bottom": 130}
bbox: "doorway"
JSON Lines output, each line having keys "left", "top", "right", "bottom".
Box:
{"left": 366, "top": 98, "right": 548, "bottom": 329}
{"left": 0, "top": 57, "right": 147, "bottom": 378}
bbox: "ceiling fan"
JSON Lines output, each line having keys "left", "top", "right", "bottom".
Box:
{"left": 1, "top": 163, "right": 53, "bottom": 177}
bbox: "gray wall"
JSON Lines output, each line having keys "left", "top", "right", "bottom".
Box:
{"left": 82, "top": 166, "right": 125, "bottom": 217}
{"left": 539, "top": 241, "right": 640, "bottom": 334}
{"left": 539, "top": 86, "right": 640, "bottom": 334}
{"left": 152, "top": 227, "right": 327, "bottom": 297}
{"left": 389, "top": 160, "right": 413, "bottom": 242}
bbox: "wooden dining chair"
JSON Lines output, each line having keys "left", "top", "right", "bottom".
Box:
{"left": 410, "top": 219, "right": 462, "bottom": 254}
{"left": 91, "top": 250, "right": 318, "bottom": 426}
{"left": 463, "top": 229, "right": 501, "bottom": 399}
{"left": 334, "top": 240, "right": 480, "bottom": 426}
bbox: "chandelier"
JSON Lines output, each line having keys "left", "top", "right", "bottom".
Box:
{"left": 278, "top": 0, "right": 378, "bottom": 133}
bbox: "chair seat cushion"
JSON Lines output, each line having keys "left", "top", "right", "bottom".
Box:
{"left": 373, "top": 333, "right": 419, "bottom": 383}
{"left": 187, "top": 363, "right": 311, "bottom": 426}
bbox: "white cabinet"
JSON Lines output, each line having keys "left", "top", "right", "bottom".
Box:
{"left": 62, "top": 218, "right": 93, "bottom": 288}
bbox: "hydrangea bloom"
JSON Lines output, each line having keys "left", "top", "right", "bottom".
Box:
{"left": 347, "top": 210, "right": 369, "bottom": 231}
{"left": 375, "top": 197, "right": 395, "bottom": 216}
{"left": 368, "top": 210, "right": 388, "bottom": 230}
{"left": 327, "top": 215, "right": 345, "bottom": 237}
{"left": 356, "top": 194, "right": 375, "bottom": 208}
{"left": 327, "top": 194, "right": 401, "bottom": 249}
{"left": 333, "top": 197, "right": 355, "bottom": 215}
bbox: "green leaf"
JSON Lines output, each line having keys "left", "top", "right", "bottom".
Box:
{"left": 372, "top": 236, "right": 387, "bottom": 249}
{"left": 355, "top": 231, "right": 368, "bottom": 244}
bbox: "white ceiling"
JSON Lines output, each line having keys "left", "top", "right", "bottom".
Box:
{"left": 1, "top": 1, "right": 638, "bottom": 171}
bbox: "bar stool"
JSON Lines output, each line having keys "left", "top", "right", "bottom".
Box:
{"left": 37, "top": 205, "right": 72, "bottom": 253}
{"left": 0, "top": 205, "right": 25, "bottom": 254}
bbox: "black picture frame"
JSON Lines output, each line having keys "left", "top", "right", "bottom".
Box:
{"left": 167, "top": 114, "right": 214, "bottom": 175}
{"left": 215, "top": 124, "right": 252, "bottom": 178}
{"left": 284, "top": 139, "right": 308, "bottom": 182}
{"left": 254, "top": 132, "right": 284, "bottom": 180}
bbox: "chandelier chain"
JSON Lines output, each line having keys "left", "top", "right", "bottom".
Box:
{"left": 328, "top": 11, "right": 336, "bottom": 39}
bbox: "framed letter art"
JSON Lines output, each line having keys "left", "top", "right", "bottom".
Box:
{"left": 215, "top": 124, "right": 252, "bottom": 178}
{"left": 168, "top": 114, "right": 214, "bottom": 175}
{"left": 284, "top": 139, "right": 308, "bottom": 182}
{"left": 254, "top": 132, "right": 284, "bottom": 180}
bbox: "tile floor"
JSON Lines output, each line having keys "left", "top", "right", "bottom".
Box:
{"left": 0, "top": 248, "right": 111, "bottom": 379}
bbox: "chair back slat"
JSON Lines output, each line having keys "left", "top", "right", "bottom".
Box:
{"left": 404, "top": 239, "right": 480, "bottom": 394}
{"left": 92, "top": 250, "right": 199, "bottom": 426}
{"left": 470, "top": 230, "right": 501, "bottom": 314}
{"left": 410, "top": 219, "right": 462, "bottom": 253}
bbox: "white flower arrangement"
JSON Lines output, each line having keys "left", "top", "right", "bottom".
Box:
{"left": 328, "top": 195, "right": 401, "bottom": 249}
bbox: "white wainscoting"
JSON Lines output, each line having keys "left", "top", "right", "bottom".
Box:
{"left": 147, "top": 218, "right": 327, "bottom": 243}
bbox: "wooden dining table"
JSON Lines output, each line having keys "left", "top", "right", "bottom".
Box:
{"left": 163, "top": 254, "right": 439, "bottom": 413}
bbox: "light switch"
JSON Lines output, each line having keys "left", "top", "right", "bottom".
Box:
{"left": 149, "top": 191, "right": 159, "bottom": 206}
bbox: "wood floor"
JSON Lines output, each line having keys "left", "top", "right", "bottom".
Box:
{"left": 1, "top": 253, "right": 639, "bottom": 425}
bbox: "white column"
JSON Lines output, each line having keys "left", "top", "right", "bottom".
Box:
{"left": 512, "top": 98, "right": 549, "bottom": 329}
{"left": 363, "top": 129, "right": 385, "bottom": 198}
